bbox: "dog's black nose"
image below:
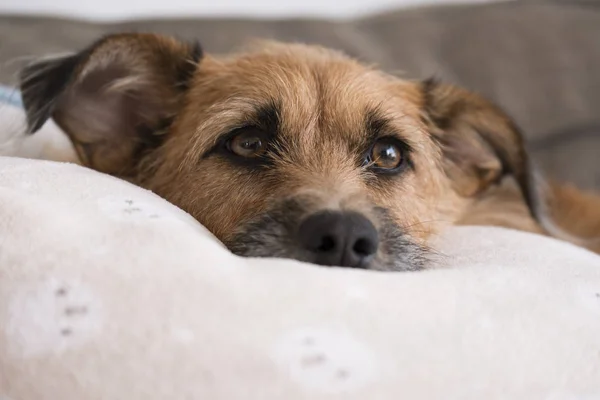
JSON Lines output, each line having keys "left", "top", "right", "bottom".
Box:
{"left": 298, "top": 211, "right": 379, "bottom": 268}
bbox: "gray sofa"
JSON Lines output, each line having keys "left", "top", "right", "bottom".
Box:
{"left": 1, "top": 0, "right": 598, "bottom": 189}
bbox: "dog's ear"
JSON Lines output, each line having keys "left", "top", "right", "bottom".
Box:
{"left": 19, "top": 33, "right": 202, "bottom": 174}
{"left": 421, "top": 78, "right": 541, "bottom": 219}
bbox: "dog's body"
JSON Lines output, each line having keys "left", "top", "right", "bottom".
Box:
{"left": 18, "top": 33, "right": 600, "bottom": 270}
{"left": 464, "top": 178, "right": 600, "bottom": 254}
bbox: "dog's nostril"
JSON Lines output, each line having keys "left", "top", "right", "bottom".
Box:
{"left": 353, "top": 238, "right": 375, "bottom": 256}
{"left": 317, "top": 235, "right": 336, "bottom": 252}
{"left": 298, "top": 211, "right": 379, "bottom": 268}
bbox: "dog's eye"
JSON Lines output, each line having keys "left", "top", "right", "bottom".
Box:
{"left": 368, "top": 138, "right": 404, "bottom": 170}
{"left": 226, "top": 128, "right": 268, "bottom": 158}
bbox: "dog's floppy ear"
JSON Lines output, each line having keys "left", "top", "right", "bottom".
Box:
{"left": 19, "top": 33, "right": 202, "bottom": 174}
{"left": 421, "top": 78, "right": 540, "bottom": 217}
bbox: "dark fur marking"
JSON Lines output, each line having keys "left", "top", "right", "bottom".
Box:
{"left": 19, "top": 53, "right": 83, "bottom": 133}
{"left": 254, "top": 99, "right": 281, "bottom": 136}
{"left": 175, "top": 40, "right": 203, "bottom": 91}
{"left": 364, "top": 108, "right": 390, "bottom": 145}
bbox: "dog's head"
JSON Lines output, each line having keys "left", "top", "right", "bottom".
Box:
{"left": 19, "top": 33, "right": 539, "bottom": 271}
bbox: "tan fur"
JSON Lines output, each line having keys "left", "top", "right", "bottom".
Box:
{"left": 460, "top": 178, "right": 600, "bottom": 253}
{"left": 18, "top": 33, "right": 600, "bottom": 267}
{"left": 143, "top": 44, "right": 459, "bottom": 245}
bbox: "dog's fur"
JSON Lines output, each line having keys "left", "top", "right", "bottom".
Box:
{"left": 17, "top": 33, "right": 600, "bottom": 270}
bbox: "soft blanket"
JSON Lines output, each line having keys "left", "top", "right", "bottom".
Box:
{"left": 1, "top": 87, "right": 599, "bottom": 400}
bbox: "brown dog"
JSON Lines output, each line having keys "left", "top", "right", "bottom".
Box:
{"left": 18, "top": 33, "right": 600, "bottom": 270}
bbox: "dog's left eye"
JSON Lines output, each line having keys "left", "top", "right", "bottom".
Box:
{"left": 226, "top": 127, "right": 269, "bottom": 158}
{"left": 365, "top": 138, "right": 405, "bottom": 171}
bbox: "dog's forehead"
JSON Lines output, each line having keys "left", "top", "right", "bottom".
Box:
{"left": 182, "top": 43, "right": 427, "bottom": 162}
{"left": 199, "top": 45, "right": 422, "bottom": 127}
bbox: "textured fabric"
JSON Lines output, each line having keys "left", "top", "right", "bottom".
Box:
{"left": 0, "top": 88, "right": 76, "bottom": 162}
{"left": 1, "top": 155, "right": 600, "bottom": 400}
{"left": 0, "top": 1, "right": 599, "bottom": 189}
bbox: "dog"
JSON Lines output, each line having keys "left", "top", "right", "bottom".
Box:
{"left": 17, "top": 33, "right": 600, "bottom": 270}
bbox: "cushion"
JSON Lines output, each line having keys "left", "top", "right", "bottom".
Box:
{"left": 1, "top": 1, "right": 599, "bottom": 189}
{"left": 1, "top": 155, "right": 600, "bottom": 399}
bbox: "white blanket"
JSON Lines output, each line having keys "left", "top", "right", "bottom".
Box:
{"left": 1, "top": 96, "right": 600, "bottom": 399}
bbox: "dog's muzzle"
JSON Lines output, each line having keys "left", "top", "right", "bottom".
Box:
{"left": 226, "top": 197, "right": 429, "bottom": 271}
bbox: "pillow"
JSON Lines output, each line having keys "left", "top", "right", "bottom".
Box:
{"left": 1, "top": 155, "right": 599, "bottom": 399}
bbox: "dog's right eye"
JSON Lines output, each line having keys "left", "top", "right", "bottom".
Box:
{"left": 225, "top": 127, "right": 269, "bottom": 158}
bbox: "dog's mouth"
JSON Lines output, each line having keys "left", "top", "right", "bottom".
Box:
{"left": 226, "top": 199, "right": 430, "bottom": 271}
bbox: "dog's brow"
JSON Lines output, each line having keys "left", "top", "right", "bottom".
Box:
{"left": 193, "top": 99, "right": 282, "bottom": 161}
{"left": 365, "top": 109, "right": 392, "bottom": 143}
{"left": 363, "top": 108, "right": 413, "bottom": 151}
{"left": 253, "top": 99, "right": 281, "bottom": 135}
